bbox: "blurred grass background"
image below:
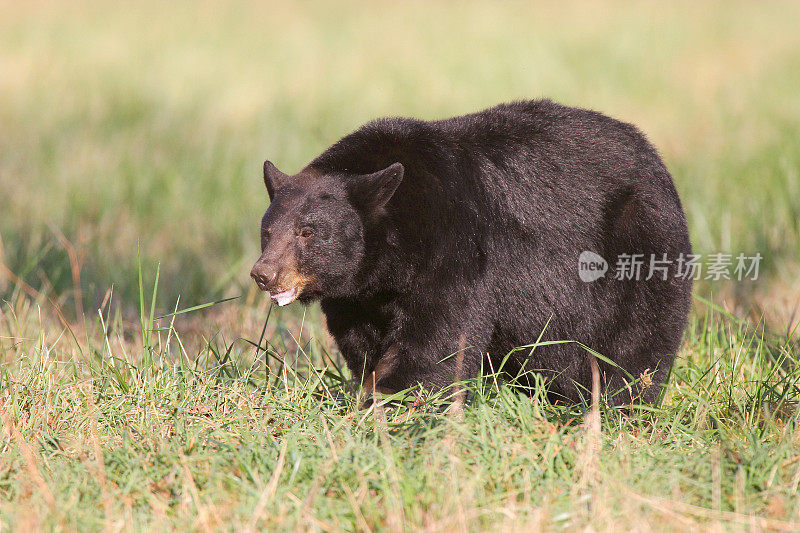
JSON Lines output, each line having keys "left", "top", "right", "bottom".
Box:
{"left": 2, "top": 0, "right": 800, "bottom": 322}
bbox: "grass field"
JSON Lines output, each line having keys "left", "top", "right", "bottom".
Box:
{"left": 2, "top": 1, "right": 800, "bottom": 530}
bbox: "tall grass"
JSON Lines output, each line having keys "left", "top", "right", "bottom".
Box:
{"left": 1, "top": 266, "right": 799, "bottom": 530}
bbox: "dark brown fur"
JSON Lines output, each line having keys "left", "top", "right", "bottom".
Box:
{"left": 251, "top": 100, "right": 692, "bottom": 405}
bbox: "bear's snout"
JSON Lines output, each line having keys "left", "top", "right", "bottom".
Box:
{"left": 250, "top": 265, "right": 277, "bottom": 291}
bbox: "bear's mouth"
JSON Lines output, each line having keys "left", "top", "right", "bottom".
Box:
{"left": 269, "top": 286, "right": 298, "bottom": 306}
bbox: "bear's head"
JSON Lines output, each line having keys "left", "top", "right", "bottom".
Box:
{"left": 250, "top": 160, "right": 404, "bottom": 306}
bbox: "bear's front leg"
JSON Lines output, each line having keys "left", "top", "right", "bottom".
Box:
{"left": 322, "top": 295, "right": 490, "bottom": 405}
{"left": 366, "top": 320, "right": 488, "bottom": 402}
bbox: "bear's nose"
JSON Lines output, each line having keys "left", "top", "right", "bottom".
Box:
{"left": 250, "top": 268, "right": 277, "bottom": 291}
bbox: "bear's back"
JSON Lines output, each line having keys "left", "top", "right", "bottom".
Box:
{"left": 310, "top": 101, "right": 690, "bottom": 294}
{"left": 311, "top": 100, "right": 681, "bottom": 248}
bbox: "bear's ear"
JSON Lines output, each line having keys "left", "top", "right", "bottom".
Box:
{"left": 348, "top": 162, "right": 404, "bottom": 212}
{"left": 263, "top": 160, "right": 289, "bottom": 201}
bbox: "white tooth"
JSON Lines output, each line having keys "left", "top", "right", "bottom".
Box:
{"left": 271, "top": 288, "right": 296, "bottom": 306}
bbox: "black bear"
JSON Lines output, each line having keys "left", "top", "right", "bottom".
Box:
{"left": 250, "top": 99, "right": 692, "bottom": 405}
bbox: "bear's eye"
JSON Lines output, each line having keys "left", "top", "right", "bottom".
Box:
{"left": 299, "top": 226, "right": 315, "bottom": 239}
